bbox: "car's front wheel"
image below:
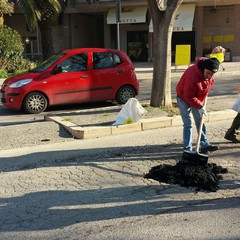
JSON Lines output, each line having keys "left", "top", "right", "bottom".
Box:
{"left": 22, "top": 92, "right": 48, "bottom": 114}
{"left": 116, "top": 85, "right": 136, "bottom": 104}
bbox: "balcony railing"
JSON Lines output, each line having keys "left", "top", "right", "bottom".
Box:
{"left": 68, "top": 0, "right": 115, "bottom": 6}
{"left": 68, "top": 0, "right": 146, "bottom": 6}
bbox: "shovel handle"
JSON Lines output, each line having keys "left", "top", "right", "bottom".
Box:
{"left": 196, "top": 97, "right": 208, "bottom": 153}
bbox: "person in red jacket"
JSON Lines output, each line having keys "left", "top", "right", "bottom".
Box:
{"left": 176, "top": 57, "right": 220, "bottom": 154}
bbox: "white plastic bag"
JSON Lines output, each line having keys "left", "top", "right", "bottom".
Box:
{"left": 112, "top": 98, "right": 146, "bottom": 125}
{"left": 232, "top": 94, "right": 240, "bottom": 112}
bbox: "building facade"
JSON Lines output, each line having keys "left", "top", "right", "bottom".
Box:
{"left": 4, "top": 0, "right": 240, "bottom": 62}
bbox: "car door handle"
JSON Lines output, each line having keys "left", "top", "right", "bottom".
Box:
{"left": 116, "top": 70, "right": 124, "bottom": 74}
{"left": 80, "top": 75, "right": 88, "bottom": 79}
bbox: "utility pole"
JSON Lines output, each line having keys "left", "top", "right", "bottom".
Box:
{"left": 116, "top": 0, "right": 121, "bottom": 50}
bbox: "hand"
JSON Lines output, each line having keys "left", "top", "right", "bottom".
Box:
{"left": 211, "top": 46, "right": 226, "bottom": 54}
{"left": 198, "top": 107, "right": 207, "bottom": 116}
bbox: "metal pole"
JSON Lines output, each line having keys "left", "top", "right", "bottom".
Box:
{"left": 117, "top": 22, "right": 120, "bottom": 50}
{"left": 116, "top": 0, "right": 121, "bottom": 50}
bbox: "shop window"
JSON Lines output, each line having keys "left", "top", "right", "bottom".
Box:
{"left": 127, "top": 31, "right": 148, "bottom": 62}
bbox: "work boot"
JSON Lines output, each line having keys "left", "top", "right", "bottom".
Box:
{"left": 200, "top": 145, "right": 219, "bottom": 154}
{"left": 224, "top": 135, "right": 240, "bottom": 143}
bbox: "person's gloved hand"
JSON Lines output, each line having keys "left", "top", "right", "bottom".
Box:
{"left": 198, "top": 107, "right": 207, "bottom": 116}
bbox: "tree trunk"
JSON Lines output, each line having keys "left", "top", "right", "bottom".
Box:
{"left": 148, "top": 0, "right": 183, "bottom": 108}
{"left": 38, "top": 21, "right": 54, "bottom": 60}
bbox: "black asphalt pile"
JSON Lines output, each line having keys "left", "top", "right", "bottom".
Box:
{"left": 144, "top": 162, "right": 228, "bottom": 192}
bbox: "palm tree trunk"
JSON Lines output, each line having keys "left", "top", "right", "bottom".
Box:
{"left": 38, "top": 21, "right": 54, "bottom": 60}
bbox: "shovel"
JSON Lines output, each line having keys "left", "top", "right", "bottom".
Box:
{"left": 182, "top": 99, "right": 208, "bottom": 165}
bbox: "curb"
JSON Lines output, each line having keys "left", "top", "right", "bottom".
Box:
{"left": 45, "top": 109, "right": 236, "bottom": 140}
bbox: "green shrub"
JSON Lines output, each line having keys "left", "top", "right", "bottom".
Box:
{"left": 8, "top": 55, "right": 33, "bottom": 73}
{"left": 0, "top": 69, "right": 8, "bottom": 78}
{"left": 0, "top": 25, "right": 32, "bottom": 73}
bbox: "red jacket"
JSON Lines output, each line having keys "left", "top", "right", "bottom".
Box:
{"left": 176, "top": 57, "right": 214, "bottom": 109}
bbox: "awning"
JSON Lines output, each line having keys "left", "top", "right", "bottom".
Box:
{"left": 107, "top": 6, "right": 147, "bottom": 24}
{"left": 149, "top": 4, "right": 195, "bottom": 32}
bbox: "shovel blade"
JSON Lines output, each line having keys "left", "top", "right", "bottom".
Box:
{"left": 182, "top": 150, "right": 208, "bottom": 165}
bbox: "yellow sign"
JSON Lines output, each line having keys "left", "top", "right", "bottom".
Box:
{"left": 224, "top": 34, "right": 234, "bottom": 42}
{"left": 203, "top": 36, "right": 212, "bottom": 43}
{"left": 213, "top": 35, "right": 223, "bottom": 42}
{"left": 175, "top": 45, "right": 191, "bottom": 66}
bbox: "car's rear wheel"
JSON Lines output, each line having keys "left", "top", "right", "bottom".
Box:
{"left": 23, "top": 92, "right": 48, "bottom": 114}
{"left": 116, "top": 86, "right": 136, "bottom": 104}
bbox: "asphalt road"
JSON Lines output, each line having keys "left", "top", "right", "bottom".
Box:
{"left": 0, "top": 118, "right": 239, "bottom": 240}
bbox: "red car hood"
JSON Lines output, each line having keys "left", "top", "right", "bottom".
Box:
{"left": 3, "top": 72, "right": 39, "bottom": 85}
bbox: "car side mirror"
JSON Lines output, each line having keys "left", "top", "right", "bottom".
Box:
{"left": 51, "top": 66, "right": 62, "bottom": 75}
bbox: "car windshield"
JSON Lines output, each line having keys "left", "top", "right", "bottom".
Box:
{"left": 30, "top": 52, "right": 65, "bottom": 73}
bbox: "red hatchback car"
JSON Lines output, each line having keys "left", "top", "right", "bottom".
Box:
{"left": 1, "top": 48, "right": 139, "bottom": 114}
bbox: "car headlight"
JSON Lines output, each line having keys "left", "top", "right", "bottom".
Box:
{"left": 9, "top": 79, "right": 32, "bottom": 88}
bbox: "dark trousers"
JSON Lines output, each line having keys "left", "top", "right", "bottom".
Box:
{"left": 225, "top": 113, "right": 240, "bottom": 138}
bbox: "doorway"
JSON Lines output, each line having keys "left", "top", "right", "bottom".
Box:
{"left": 127, "top": 31, "right": 148, "bottom": 62}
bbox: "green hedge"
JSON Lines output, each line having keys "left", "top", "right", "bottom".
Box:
{"left": 0, "top": 25, "right": 33, "bottom": 74}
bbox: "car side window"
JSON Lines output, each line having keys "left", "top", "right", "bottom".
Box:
{"left": 93, "top": 52, "right": 122, "bottom": 69}
{"left": 59, "top": 53, "right": 88, "bottom": 72}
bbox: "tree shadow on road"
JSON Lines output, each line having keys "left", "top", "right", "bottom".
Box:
{"left": 0, "top": 185, "right": 239, "bottom": 232}
{"left": 0, "top": 143, "right": 183, "bottom": 173}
